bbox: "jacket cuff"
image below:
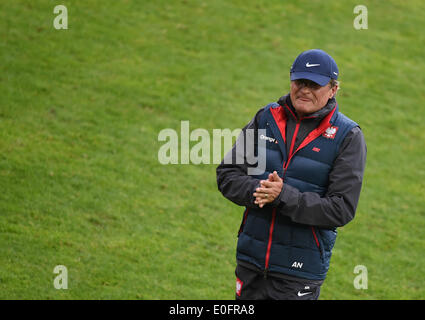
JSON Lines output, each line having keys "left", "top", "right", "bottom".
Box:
{"left": 276, "top": 183, "right": 300, "bottom": 208}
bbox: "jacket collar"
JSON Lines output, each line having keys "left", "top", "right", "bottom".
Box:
{"left": 277, "top": 94, "right": 337, "bottom": 122}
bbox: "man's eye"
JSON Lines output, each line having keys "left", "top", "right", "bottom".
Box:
{"left": 297, "top": 80, "right": 315, "bottom": 88}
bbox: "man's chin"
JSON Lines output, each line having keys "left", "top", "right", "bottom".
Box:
{"left": 294, "top": 103, "right": 313, "bottom": 115}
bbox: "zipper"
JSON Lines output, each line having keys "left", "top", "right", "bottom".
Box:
{"left": 311, "top": 227, "right": 323, "bottom": 260}
{"left": 282, "top": 119, "right": 301, "bottom": 176}
{"left": 264, "top": 208, "right": 277, "bottom": 278}
{"left": 288, "top": 120, "right": 300, "bottom": 158}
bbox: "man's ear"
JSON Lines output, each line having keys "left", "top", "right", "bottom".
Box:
{"left": 330, "top": 85, "right": 338, "bottom": 98}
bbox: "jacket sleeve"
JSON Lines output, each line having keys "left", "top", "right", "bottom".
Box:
{"left": 216, "top": 108, "right": 265, "bottom": 208}
{"left": 274, "top": 126, "right": 367, "bottom": 228}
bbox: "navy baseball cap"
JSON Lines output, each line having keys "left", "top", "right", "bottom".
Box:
{"left": 290, "top": 49, "right": 339, "bottom": 86}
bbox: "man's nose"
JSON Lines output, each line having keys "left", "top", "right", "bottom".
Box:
{"left": 300, "top": 85, "right": 311, "bottom": 93}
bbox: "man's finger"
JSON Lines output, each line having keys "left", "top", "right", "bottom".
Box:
{"left": 256, "top": 196, "right": 273, "bottom": 204}
{"left": 255, "top": 188, "right": 269, "bottom": 194}
{"left": 256, "top": 187, "right": 272, "bottom": 193}
{"left": 273, "top": 171, "right": 282, "bottom": 181}
{"left": 258, "top": 198, "right": 272, "bottom": 207}
{"left": 260, "top": 180, "right": 275, "bottom": 188}
{"left": 255, "top": 196, "right": 268, "bottom": 202}
{"left": 253, "top": 192, "right": 268, "bottom": 198}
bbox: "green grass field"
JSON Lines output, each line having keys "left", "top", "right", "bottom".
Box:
{"left": 1, "top": 0, "right": 424, "bottom": 299}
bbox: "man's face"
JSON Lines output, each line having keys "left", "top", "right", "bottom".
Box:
{"left": 290, "top": 79, "right": 338, "bottom": 117}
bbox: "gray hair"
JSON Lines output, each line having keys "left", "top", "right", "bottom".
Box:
{"left": 329, "top": 79, "right": 340, "bottom": 97}
{"left": 330, "top": 79, "right": 339, "bottom": 88}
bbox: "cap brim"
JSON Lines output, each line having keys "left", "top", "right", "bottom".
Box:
{"left": 290, "top": 72, "right": 330, "bottom": 87}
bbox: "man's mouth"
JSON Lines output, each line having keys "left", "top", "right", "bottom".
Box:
{"left": 298, "top": 97, "right": 311, "bottom": 102}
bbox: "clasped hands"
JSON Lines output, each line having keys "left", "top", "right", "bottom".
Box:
{"left": 253, "top": 171, "right": 283, "bottom": 208}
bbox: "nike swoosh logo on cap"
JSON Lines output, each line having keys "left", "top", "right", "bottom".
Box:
{"left": 306, "top": 62, "right": 320, "bottom": 67}
{"left": 297, "top": 291, "right": 312, "bottom": 297}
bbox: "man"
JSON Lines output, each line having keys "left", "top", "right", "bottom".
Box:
{"left": 216, "top": 49, "right": 367, "bottom": 300}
